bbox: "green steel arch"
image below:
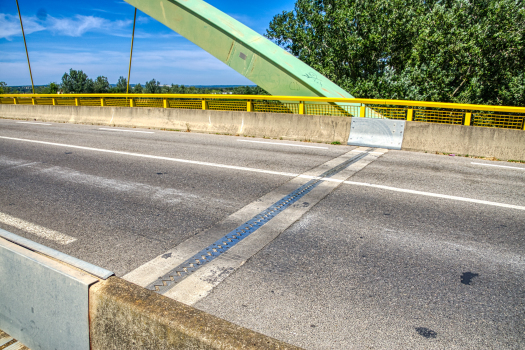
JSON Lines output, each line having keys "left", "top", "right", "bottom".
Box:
{"left": 124, "top": 0, "right": 355, "bottom": 99}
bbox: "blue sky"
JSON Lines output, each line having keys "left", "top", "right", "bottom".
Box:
{"left": 0, "top": 0, "right": 296, "bottom": 86}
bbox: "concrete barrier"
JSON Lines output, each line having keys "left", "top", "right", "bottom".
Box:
{"left": 1, "top": 104, "right": 523, "bottom": 160}
{"left": 0, "top": 229, "right": 302, "bottom": 349}
{"left": 0, "top": 104, "right": 351, "bottom": 144}
{"left": 402, "top": 121, "right": 525, "bottom": 161}
{"left": 0, "top": 235, "right": 97, "bottom": 350}
{"left": 90, "top": 276, "right": 302, "bottom": 350}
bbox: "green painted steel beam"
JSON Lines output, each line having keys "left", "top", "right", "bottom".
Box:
{"left": 124, "top": 0, "right": 354, "bottom": 99}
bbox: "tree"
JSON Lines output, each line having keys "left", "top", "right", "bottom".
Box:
{"left": 145, "top": 79, "right": 161, "bottom": 93}
{"left": 116, "top": 76, "right": 127, "bottom": 93}
{"left": 0, "top": 82, "right": 10, "bottom": 94}
{"left": 133, "top": 83, "right": 143, "bottom": 93}
{"left": 48, "top": 82, "right": 59, "bottom": 94}
{"left": 61, "top": 69, "right": 94, "bottom": 93}
{"left": 266, "top": 0, "right": 525, "bottom": 106}
{"left": 93, "top": 76, "right": 110, "bottom": 93}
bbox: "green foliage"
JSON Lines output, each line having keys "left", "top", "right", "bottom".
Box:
{"left": 93, "top": 76, "right": 110, "bottom": 93}
{"left": 0, "top": 82, "right": 9, "bottom": 94}
{"left": 116, "top": 76, "right": 128, "bottom": 93}
{"left": 34, "top": 82, "right": 59, "bottom": 94}
{"left": 133, "top": 83, "right": 143, "bottom": 93}
{"left": 61, "top": 69, "right": 94, "bottom": 93}
{"left": 48, "top": 82, "right": 59, "bottom": 94}
{"left": 231, "top": 85, "right": 270, "bottom": 95}
{"left": 145, "top": 79, "right": 161, "bottom": 93}
{"left": 266, "top": 0, "right": 525, "bottom": 106}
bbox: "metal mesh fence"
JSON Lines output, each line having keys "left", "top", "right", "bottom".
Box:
{"left": 473, "top": 113, "right": 524, "bottom": 129}
{"left": 414, "top": 109, "right": 464, "bottom": 124}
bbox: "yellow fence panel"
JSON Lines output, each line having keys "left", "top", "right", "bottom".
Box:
{"left": 305, "top": 103, "right": 358, "bottom": 117}
{"left": 56, "top": 98, "right": 76, "bottom": 106}
{"left": 16, "top": 98, "right": 33, "bottom": 105}
{"left": 134, "top": 98, "right": 163, "bottom": 108}
{"left": 79, "top": 99, "right": 101, "bottom": 107}
{"left": 369, "top": 107, "right": 406, "bottom": 120}
{"left": 208, "top": 100, "right": 246, "bottom": 112}
{"left": 105, "top": 99, "right": 128, "bottom": 107}
{"left": 35, "top": 98, "right": 54, "bottom": 105}
{"left": 168, "top": 99, "right": 201, "bottom": 110}
{"left": 414, "top": 110, "right": 464, "bottom": 125}
{"left": 253, "top": 101, "right": 298, "bottom": 114}
{"left": 473, "top": 113, "right": 525, "bottom": 130}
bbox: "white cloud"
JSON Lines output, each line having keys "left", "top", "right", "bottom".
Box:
{"left": 0, "top": 13, "right": 132, "bottom": 39}
{"left": 0, "top": 14, "right": 45, "bottom": 40}
{"left": 46, "top": 15, "right": 131, "bottom": 37}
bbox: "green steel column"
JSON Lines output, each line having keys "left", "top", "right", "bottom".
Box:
{"left": 124, "top": 0, "right": 355, "bottom": 100}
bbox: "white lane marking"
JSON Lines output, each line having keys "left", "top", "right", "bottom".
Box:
{"left": 0, "top": 212, "right": 76, "bottom": 245}
{"left": 99, "top": 128, "right": 154, "bottom": 134}
{"left": 343, "top": 181, "right": 525, "bottom": 211}
{"left": 128, "top": 150, "right": 387, "bottom": 303}
{"left": 237, "top": 139, "right": 329, "bottom": 149}
{"left": 472, "top": 162, "right": 525, "bottom": 170}
{"left": 0, "top": 337, "right": 14, "bottom": 347}
{"left": 1, "top": 136, "right": 522, "bottom": 211}
{"left": 5, "top": 341, "right": 24, "bottom": 350}
{"left": 16, "top": 121, "right": 52, "bottom": 125}
{"left": 350, "top": 149, "right": 384, "bottom": 155}
{"left": 0, "top": 136, "right": 300, "bottom": 177}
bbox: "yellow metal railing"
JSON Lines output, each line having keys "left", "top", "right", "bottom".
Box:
{"left": 1, "top": 93, "right": 524, "bottom": 130}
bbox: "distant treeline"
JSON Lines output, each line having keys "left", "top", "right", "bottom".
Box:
{"left": 0, "top": 69, "right": 269, "bottom": 95}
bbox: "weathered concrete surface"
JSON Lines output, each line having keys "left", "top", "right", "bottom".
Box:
{"left": 89, "top": 277, "right": 302, "bottom": 350}
{"left": 2, "top": 104, "right": 523, "bottom": 160}
{"left": 0, "top": 104, "right": 351, "bottom": 144}
{"left": 402, "top": 121, "right": 525, "bottom": 161}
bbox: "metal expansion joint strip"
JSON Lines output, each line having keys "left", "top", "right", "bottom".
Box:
{"left": 148, "top": 149, "right": 371, "bottom": 294}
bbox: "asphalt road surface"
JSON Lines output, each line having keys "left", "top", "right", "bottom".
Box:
{"left": 1, "top": 118, "right": 523, "bottom": 349}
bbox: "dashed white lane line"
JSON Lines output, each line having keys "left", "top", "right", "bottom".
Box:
{"left": 16, "top": 122, "right": 52, "bottom": 126}
{"left": 1, "top": 136, "right": 523, "bottom": 211}
{"left": 472, "top": 162, "right": 525, "bottom": 170}
{"left": 237, "top": 139, "right": 329, "bottom": 149}
{"left": 99, "top": 128, "right": 154, "bottom": 134}
{"left": 0, "top": 212, "right": 76, "bottom": 245}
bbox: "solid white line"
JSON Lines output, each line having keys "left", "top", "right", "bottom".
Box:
{"left": 343, "top": 180, "right": 525, "bottom": 211}
{"left": 237, "top": 139, "right": 329, "bottom": 149}
{"left": 99, "top": 128, "right": 154, "bottom": 134}
{"left": 1, "top": 136, "right": 522, "bottom": 211}
{"left": 0, "top": 136, "right": 300, "bottom": 178}
{"left": 0, "top": 212, "right": 76, "bottom": 245}
{"left": 16, "top": 121, "right": 52, "bottom": 125}
{"left": 472, "top": 162, "right": 525, "bottom": 170}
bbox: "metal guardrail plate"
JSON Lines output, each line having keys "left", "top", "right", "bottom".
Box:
{"left": 347, "top": 117, "right": 406, "bottom": 150}
{"left": 0, "top": 237, "right": 97, "bottom": 350}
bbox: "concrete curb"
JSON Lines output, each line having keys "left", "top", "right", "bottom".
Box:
{"left": 90, "top": 276, "right": 303, "bottom": 350}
